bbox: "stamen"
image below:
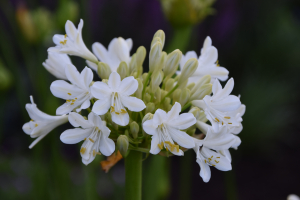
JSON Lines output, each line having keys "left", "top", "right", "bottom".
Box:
{"left": 215, "top": 118, "right": 220, "bottom": 122}
{"left": 121, "top": 109, "right": 127, "bottom": 114}
{"left": 216, "top": 157, "right": 220, "bottom": 158}
{"left": 66, "top": 100, "right": 71, "bottom": 102}
{"left": 115, "top": 112, "right": 120, "bottom": 115}
{"left": 89, "top": 138, "right": 95, "bottom": 143}
{"left": 166, "top": 147, "right": 169, "bottom": 152}
{"left": 211, "top": 156, "right": 213, "bottom": 158}
{"left": 222, "top": 122, "right": 224, "bottom": 125}
{"left": 35, "top": 124, "right": 38, "bottom": 127}
{"left": 71, "top": 103, "right": 74, "bottom": 105}
{"left": 175, "top": 145, "right": 179, "bottom": 152}
{"left": 158, "top": 143, "right": 163, "bottom": 150}
{"left": 212, "top": 164, "right": 216, "bottom": 167}
{"left": 30, "top": 119, "right": 34, "bottom": 121}
{"left": 72, "top": 100, "right": 75, "bottom": 102}
{"left": 75, "top": 98, "right": 77, "bottom": 99}
{"left": 80, "top": 147, "right": 86, "bottom": 154}
{"left": 68, "top": 93, "right": 72, "bottom": 95}
{"left": 216, "top": 60, "right": 220, "bottom": 66}
{"left": 205, "top": 160, "right": 207, "bottom": 163}
{"left": 215, "top": 160, "right": 219, "bottom": 163}
{"left": 228, "top": 123, "right": 232, "bottom": 124}
{"left": 93, "top": 150, "right": 96, "bottom": 157}
{"left": 224, "top": 116, "right": 231, "bottom": 119}
{"left": 110, "top": 106, "right": 115, "bottom": 112}
{"left": 96, "top": 152, "right": 101, "bottom": 155}
{"left": 64, "top": 34, "right": 67, "bottom": 38}
{"left": 84, "top": 138, "right": 86, "bottom": 141}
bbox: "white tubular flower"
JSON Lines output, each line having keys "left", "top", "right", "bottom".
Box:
{"left": 60, "top": 112, "right": 115, "bottom": 165}
{"left": 227, "top": 104, "right": 246, "bottom": 134}
{"left": 48, "top": 19, "right": 98, "bottom": 63}
{"left": 143, "top": 102, "right": 196, "bottom": 156}
{"left": 50, "top": 64, "right": 93, "bottom": 115}
{"left": 91, "top": 72, "right": 146, "bottom": 126}
{"left": 87, "top": 37, "right": 132, "bottom": 72}
{"left": 43, "top": 52, "right": 72, "bottom": 80}
{"left": 22, "top": 96, "right": 68, "bottom": 149}
{"left": 192, "top": 78, "right": 241, "bottom": 131}
{"left": 193, "top": 125, "right": 237, "bottom": 182}
{"left": 178, "top": 36, "right": 229, "bottom": 84}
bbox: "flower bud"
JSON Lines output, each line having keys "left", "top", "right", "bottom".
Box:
{"left": 151, "top": 30, "right": 165, "bottom": 48}
{"left": 187, "top": 82, "right": 195, "bottom": 90}
{"left": 146, "top": 102, "right": 155, "bottom": 114}
{"left": 187, "top": 128, "right": 196, "bottom": 136}
{"left": 142, "top": 73, "right": 149, "bottom": 84}
{"left": 149, "top": 42, "right": 162, "bottom": 73}
{"left": 117, "top": 135, "right": 129, "bottom": 157}
{"left": 190, "top": 83, "right": 212, "bottom": 101}
{"left": 144, "top": 93, "right": 151, "bottom": 103}
{"left": 197, "top": 109, "right": 208, "bottom": 122}
{"left": 135, "top": 46, "right": 146, "bottom": 68}
{"left": 129, "top": 54, "right": 136, "bottom": 74}
{"left": 163, "top": 49, "right": 182, "bottom": 78}
{"left": 172, "top": 89, "right": 181, "bottom": 104}
{"left": 177, "top": 58, "right": 198, "bottom": 85}
{"left": 178, "top": 79, "right": 188, "bottom": 89}
{"left": 165, "top": 78, "right": 175, "bottom": 92}
{"left": 117, "top": 61, "right": 128, "bottom": 80}
{"left": 154, "top": 88, "right": 162, "bottom": 103}
{"left": 196, "top": 121, "right": 210, "bottom": 134}
{"left": 135, "top": 78, "right": 143, "bottom": 99}
{"left": 161, "top": 90, "right": 168, "bottom": 100}
{"left": 102, "top": 79, "right": 109, "bottom": 84}
{"left": 97, "top": 62, "right": 111, "bottom": 79}
{"left": 130, "top": 121, "right": 139, "bottom": 139}
{"left": 142, "top": 113, "right": 154, "bottom": 124}
{"left": 151, "top": 70, "right": 164, "bottom": 92}
{"left": 191, "top": 75, "right": 211, "bottom": 94}
{"left": 179, "top": 88, "right": 190, "bottom": 106}
{"left": 189, "top": 107, "right": 201, "bottom": 119}
{"left": 163, "top": 97, "right": 171, "bottom": 109}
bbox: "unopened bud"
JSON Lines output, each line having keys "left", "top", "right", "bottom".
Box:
{"left": 163, "top": 97, "right": 171, "bottom": 109}
{"left": 151, "top": 70, "right": 164, "bottom": 92}
{"left": 117, "top": 135, "right": 129, "bottom": 157}
{"left": 191, "top": 75, "right": 211, "bottom": 94}
{"left": 129, "top": 54, "right": 136, "bottom": 74}
{"left": 161, "top": 90, "right": 168, "bottom": 99}
{"left": 189, "top": 107, "right": 201, "bottom": 119}
{"left": 177, "top": 79, "right": 188, "bottom": 89}
{"left": 187, "top": 82, "right": 195, "bottom": 90}
{"left": 154, "top": 88, "right": 162, "bottom": 103}
{"left": 142, "top": 113, "right": 154, "bottom": 124}
{"left": 144, "top": 93, "right": 151, "bottom": 103}
{"left": 102, "top": 79, "right": 108, "bottom": 84}
{"left": 130, "top": 121, "right": 139, "bottom": 139}
{"left": 146, "top": 102, "right": 155, "bottom": 114}
{"left": 142, "top": 73, "right": 149, "bottom": 84}
{"left": 149, "top": 42, "right": 162, "bottom": 73}
{"left": 117, "top": 61, "right": 128, "bottom": 80}
{"left": 190, "top": 83, "right": 212, "bottom": 101}
{"left": 136, "top": 46, "right": 146, "bottom": 67}
{"left": 97, "top": 62, "right": 111, "bottom": 79}
{"left": 152, "top": 30, "right": 165, "bottom": 48}
{"left": 196, "top": 121, "right": 209, "bottom": 134}
{"left": 187, "top": 128, "right": 196, "bottom": 136}
{"left": 164, "top": 49, "right": 182, "bottom": 78}
{"left": 179, "top": 88, "right": 190, "bottom": 106}
{"left": 135, "top": 78, "right": 143, "bottom": 99}
{"left": 165, "top": 78, "right": 175, "bottom": 92}
{"left": 197, "top": 109, "right": 208, "bottom": 122}
{"left": 177, "top": 58, "right": 198, "bottom": 85}
{"left": 172, "top": 89, "right": 181, "bottom": 103}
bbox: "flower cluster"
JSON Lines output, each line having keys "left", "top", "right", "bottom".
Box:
{"left": 22, "top": 19, "right": 245, "bottom": 182}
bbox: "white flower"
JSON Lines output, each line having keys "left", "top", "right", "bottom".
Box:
{"left": 86, "top": 37, "right": 132, "bottom": 71}
{"left": 43, "top": 52, "right": 72, "bottom": 80}
{"left": 193, "top": 125, "right": 237, "bottom": 182}
{"left": 178, "top": 36, "right": 229, "bottom": 84}
{"left": 22, "top": 96, "right": 68, "bottom": 149}
{"left": 227, "top": 104, "right": 246, "bottom": 134}
{"left": 48, "top": 19, "right": 98, "bottom": 63}
{"left": 143, "top": 102, "right": 196, "bottom": 156}
{"left": 192, "top": 78, "right": 241, "bottom": 131}
{"left": 288, "top": 195, "right": 300, "bottom": 200}
{"left": 60, "top": 112, "right": 115, "bottom": 165}
{"left": 50, "top": 64, "right": 93, "bottom": 115}
{"left": 91, "top": 72, "right": 146, "bottom": 126}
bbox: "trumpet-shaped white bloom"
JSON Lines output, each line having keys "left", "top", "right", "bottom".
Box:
{"left": 91, "top": 72, "right": 145, "bottom": 126}
{"left": 143, "top": 102, "right": 196, "bottom": 156}
{"left": 193, "top": 125, "right": 237, "bottom": 182}
{"left": 43, "top": 52, "right": 72, "bottom": 80}
{"left": 50, "top": 64, "right": 93, "bottom": 115}
{"left": 48, "top": 19, "right": 98, "bottom": 63}
{"left": 227, "top": 104, "right": 246, "bottom": 134}
{"left": 87, "top": 37, "right": 132, "bottom": 71}
{"left": 192, "top": 78, "right": 241, "bottom": 131}
{"left": 60, "top": 112, "right": 114, "bottom": 165}
{"left": 22, "top": 96, "right": 68, "bottom": 149}
{"left": 178, "top": 36, "right": 229, "bottom": 84}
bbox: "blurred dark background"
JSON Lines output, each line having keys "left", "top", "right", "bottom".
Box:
{"left": 0, "top": 0, "right": 300, "bottom": 199}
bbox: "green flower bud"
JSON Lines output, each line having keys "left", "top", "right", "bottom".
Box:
{"left": 163, "top": 49, "right": 182, "bottom": 78}
{"left": 135, "top": 78, "right": 143, "bottom": 99}
{"left": 142, "top": 73, "right": 149, "bottom": 84}
{"left": 136, "top": 46, "right": 147, "bottom": 68}
{"left": 163, "top": 97, "right": 171, "bottom": 109}
{"left": 130, "top": 121, "right": 139, "bottom": 139}
{"left": 102, "top": 79, "right": 109, "bottom": 84}
{"left": 187, "top": 128, "right": 196, "bottom": 136}
{"left": 149, "top": 42, "right": 163, "bottom": 73}
{"left": 154, "top": 88, "right": 162, "bottom": 103}
{"left": 117, "top": 135, "right": 129, "bottom": 157}
{"left": 178, "top": 79, "right": 188, "bottom": 89}
{"left": 179, "top": 88, "right": 190, "bottom": 106}
{"left": 187, "top": 82, "right": 195, "bottom": 90}
{"left": 142, "top": 113, "right": 154, "bottom": 124}
{"left": 129, "top": 54, "right": 136, "bottom": 75}
{"left": 190, "top": 83, "right": 212, "bottom": 101}
{"left": 151, "top": 70, "right": 164, "bottom": 93}
{"left": 146, "top": 102, "right": 155, "bottom": 114}
{"left": 165, "top": 78, "right": 175, "bottom": 92}
{"left": 152, "top": 30, "right": 165, "bottom": 48}
{"left": 172, "top": 89, "right": 181, "bottom": 104}
{"left": 117, "top": 61, "right": 128, "bottom": 80}
{"left": 197, "top": 109, "right": 208, "bottom": 122}
{"left": 178, "top": 58, "right": 198, "bottom": 85}
{"left": 161, "top": 90, "right": 168, "bottom": 100}
{"left": 144, "top": 93, "right": 151, "bottom": 103}
{"left": 97, "top": 62, "right": 111, "bottom": 79}
{"left": 190, "top": 75, "right": 211, "bottom": 94}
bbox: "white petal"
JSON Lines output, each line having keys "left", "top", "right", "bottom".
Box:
{"left": 166, "top": 102, "right": 181, "bottom": 122}
{"left": 201, "top": 147, "right": 232, "bottom": 171}
{"left": 214, "top": 78, "right": 234, "bottom": 100}
{"left": 91, "top": 82, "right": 112, "bottom": 99}
{"left": 191, "top": 100, "right": 206, "bottom": 110}
{"left": 56, "top": 101, "right": 82, "bottom": 115}
{"left": 22, "top": 122, "right": 32, "bottom": 134}
{"left": 65, "top": 20, "right": 77, "bottom": 40}
{"left": 52, "top": 34, "right": 64, "bottom": 45}
{"left": 108, "top": 72, "right": 121, "bottom": 90}
{"left": 203, "top": 126, "right": 237, "bottom": 150}
{"left": 111, "top": 112, "right": 129, "bottom": 126}
{"left": 202, "top": 36, "right": 212, "bottom": 52}
{"left": 79, "top": 67, "right": 93, "bottom": 89}
{"left": 153, "top": 109, "right": 167, "bottom": 127}
{"left": 92, "top": 99, "right": 111, "bottom": 115}
{"left": 219, "top": 149, "right": 232, "bottom": 162}
{"left": 197, "top": 158, "right": 211, "bottom": 183}
{"left": 119, "top": 76, "right": 138, "bottom": 95}
{"left": 81, "top": 99, "right": 91, "bottom": 110}
{"left": 180, "top": 51, "right": 197, "bottom": 71}
{"left": 120, "top": 95, "right": 146, "bottom": 112}
{"left": 143, "top": 119, "right": 157, "bottom": 135}
{"left": 29, "top": 133, "right": 48, "bottom": 149}
{"left": 68, "top": 112, "right": 93, "bottom": 128}
{"left": 99, "top": 135, "right": 115, "bottom": 156}
{"left": 170, "top": 113, "right": 196, "bottom": 130}
{"left": 65, "top": 64, "right": 85, "bottom": 88}
{"left": 60, "top": 128, "right": 93, "bottom": 144}
{"left": 126, "top": 38, "right": 133, "bottom": 51}
{"left": 211, "top": 95, "right": 241, "bottom": 112}
{"left": 92, "top": 42, "right": 109, "bottom": 63}
{"left": 50, "top": 80, "right": 84, "bottom": 100}
{"left": 149, "top": 134, "right": 161, "bottom": 154}
{"left": 212, "top": 79, "right": 222, "bottom": 95}
{"left": 86, "top": 60, "right": 98, "bottom": 71}
{"left": 166, "top": 126, "right": 195, "bottom": 148}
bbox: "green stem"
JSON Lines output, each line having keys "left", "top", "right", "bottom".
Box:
{"left": 181, "top": 102, "right": 192, "bottom": 112}
{"left": 125, "top": 151, "right": 143, "bottom": 200}
{"left": 166, "top": 26, "right": 193, "bottom": 53}
{"left": 160, "top": 84, "right": 179, "bottom": 104}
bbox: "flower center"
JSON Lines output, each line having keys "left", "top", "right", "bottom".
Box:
{"left": 157, "top": 124, "right": 179, "bottom": 153}
{"left": 60, "top": 34, "right": 67, "bottom": 45}
{"left": 204, "top": 154, "right": 220, "bottom": 167}
{"left": 110, "top": 92, "right": 127, "bottom": 115}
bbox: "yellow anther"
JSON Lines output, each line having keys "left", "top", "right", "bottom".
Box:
{"left": 166, "top": 147, "right": 169, "bottom": 152}
{"left": 224, "top": 116, "right": 231, "bottom": 119}
{"left": 211, "top": 156, "right": 213, "bottom": 158}
{"left": 121, "top": 109, "right": 127, "bottom": 114}
{"left": 114, "top": 103, "right": 116, "bottom": 106}
{"left": 89, "top": 138, "right": 95, "bottom": 143}
{"left": 30, "top": 119, "right": 34, "bottom": 121}
{"left": 35, "top": 124, "right": 38, "bottom": 127}
{"left": 66, "top": 100, "right": 71, "bottom": 102}
{"left": 75, "top": 98, "right": 77, "bottom": 99}
{"left": 215, "top": 118, "right": 220, "bottom": 122}
{"left": 208, "top": 158, "right": 212, "bottom": 161}
{"left": 216, "top": 157, "right": 220, "bottom": 158}
{"left": 205, "top": 160, "right": 207, "bottom": 163}
{"left": 215, "top": 160, "right": 219, "bottom": 163}
{"left": 60, "top": 41, "right": 64, "bottom": 45}
{"left": 212, "top": 164, "right": 216, "bottom": 167}
{"left": 72, "top": 100, "right": 75, "bottom": 102}
{"left": 175, "top": 145, "right": 179, "bottom": 152}
{"left": 71, "top": 103, "right": 74, "bottom": 105}
{"left": 165, "top": 141, "right": 172, "bottom": 145}
{"left": 158, "top": 143, "right": 163, "bottom": 150}
{"left": 228, "top": 123, "right": 232, "bottom": 124}
{"left": 96, "top": 152, "right": 101, "bottom": 155}
{"left": 80, "top": 147, "right": 86, "bottom": 154}
{"left": 161, "top": 142, "right": 164, "bottom": 147}
{"left": 84, "top": 138, "right": 86, "bottom": 141}
{"left": 68, "top": 93, "right": 71, "bottom": 95}
{"left": 170, "top": 145, "right": 174, "bottom": 152}
{"left": 216, "top": 60, "right": 220, "bottom": 66}
{"left": 64, "top": 34, "right": 67, "bottom": 38}
{"left": 93, "top": 150, "right": 96, "bottom": 157}
{"left": 115, "top": 112, "right": 120, "bottom": 115}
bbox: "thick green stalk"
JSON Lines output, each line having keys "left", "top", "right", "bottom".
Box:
{"left": 125, "top": 150, "right": 143, "bottom": 200}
